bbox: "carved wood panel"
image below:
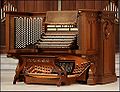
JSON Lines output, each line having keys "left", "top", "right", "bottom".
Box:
{"left": 102, "top": 20, "right": 115, "bottom": 74}
{"left": 17, "top": 0, "right": 58, "bottom": 12}
{"left": 62, "top": 0, "right": 110, "bottom": 10}
{"left": 78, "top": 11, "right": 98, "bottom": 52}
{"left": 61, "top": 0, "right": 76, "bottom": 10}
{"left": 76, "top": 0, "right": 85, "bottom": 9}
{"left": 24, "top": 1, "right": 35, "bottom": 12}
{"left": 17, "top": 1, "right": 25, "bottom": 12}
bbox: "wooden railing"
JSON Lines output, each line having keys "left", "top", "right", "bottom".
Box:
{"left": 103, "top": 1, "right": 118, "bottom": 21}
{"left": 1, "top": 0, "right": 17, "bottom": 22}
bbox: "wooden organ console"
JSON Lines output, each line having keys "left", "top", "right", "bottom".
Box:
{"left": 5, "top": 9, "right": 117, "bottom": 86}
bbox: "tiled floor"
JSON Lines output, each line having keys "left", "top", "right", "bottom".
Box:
{"left": 0, "top": 53, "right": 120, "bottom": 91}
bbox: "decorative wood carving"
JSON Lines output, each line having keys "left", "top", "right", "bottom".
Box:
{"left": 81, "top": 55, "right": 97, "bottom": 85}
{"left": 103, "top": 21, "right": 111, "bottom": 40}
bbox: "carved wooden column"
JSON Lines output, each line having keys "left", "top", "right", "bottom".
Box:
{"left": 78, "top": 10, "right": 117, "bottom": 84}
{"left": 95, "top": 11, "right": 117, "bottom": 84}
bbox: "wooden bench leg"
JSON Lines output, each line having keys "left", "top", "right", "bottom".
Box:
{"left": 87, "top": 63, "right": 96, "bottom": 85}
{"left": 13, "top": 60, "right": 26, "bottom": 84}
{"left": 57, "top": 75, "right": 67, "bottom": 87}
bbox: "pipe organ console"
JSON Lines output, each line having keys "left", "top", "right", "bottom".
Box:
{"left": 5, "top": 9, "right": 117, "bottom": 86}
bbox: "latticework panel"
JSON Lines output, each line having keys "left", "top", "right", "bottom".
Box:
{"left": 24, "top": 65, "right": 54, "bottom": 74}
{"left": 14, "top": 17, "right": 43, "bottom": 49}
{"left": 72, "top": 62, "right": 90, "bottom": 74}
{"left": 23, "top": 61, "right": 75, "bottom": 75}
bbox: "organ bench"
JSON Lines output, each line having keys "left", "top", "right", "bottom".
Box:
{"left": 5, "top": 9, "right": 117, "bottom": 86}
